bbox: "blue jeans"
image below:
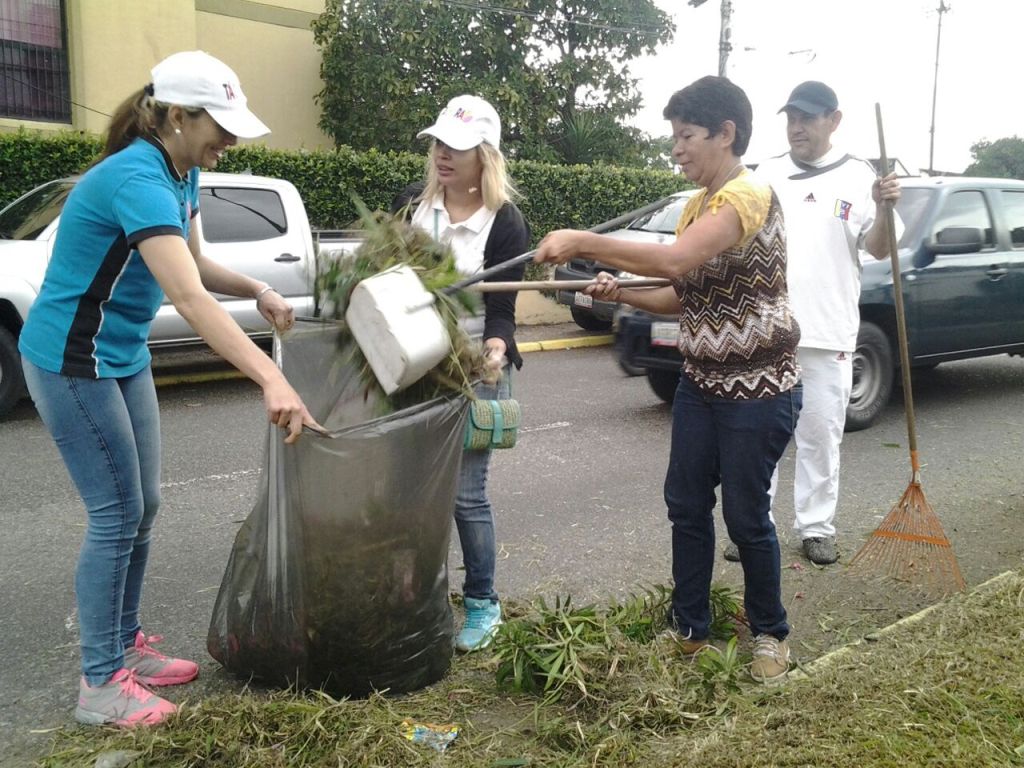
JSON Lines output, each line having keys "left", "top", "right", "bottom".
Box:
{"left": 454, "top": 369, "right": 511, "bottom": 603}
{"left": 22, "top": 359, "right": 161, "bottom": 686}
{"left": 664, "top": 373, "right": 802, "bottom": 640}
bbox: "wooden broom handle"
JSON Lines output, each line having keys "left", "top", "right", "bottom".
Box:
{"left": 471, "top": 278, "right": 671, "bottom": 292}
{"left": 875, "top": 103, "right": 919, "bottom": 468}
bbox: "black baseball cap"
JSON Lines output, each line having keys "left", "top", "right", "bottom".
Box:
{"left": 778, "top": 81, "right": 838, "bottom": 115}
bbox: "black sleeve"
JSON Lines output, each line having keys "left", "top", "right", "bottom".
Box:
{"left": 389, "top": 181, "right": 426, "bottom": 219}
{"left": 482, "top": 202, "right": 531, "bottom": 369}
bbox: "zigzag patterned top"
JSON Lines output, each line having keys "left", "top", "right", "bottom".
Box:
{"left": 672, "top": 173, "right": 801, "bottom": 400}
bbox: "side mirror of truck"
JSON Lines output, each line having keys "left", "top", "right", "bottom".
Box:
{"left": 916, "top": 226, "right": 985, "bottom": 267}
{"left": 929, "top": 226, "right": 985, "bottom": 255}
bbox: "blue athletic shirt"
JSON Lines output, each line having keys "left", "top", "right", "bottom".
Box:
{"left": 19, "top": 137, "right": 200, "bottom": 378}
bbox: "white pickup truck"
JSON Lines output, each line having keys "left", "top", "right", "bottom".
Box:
{"left": 0, "top": 172, "right": 360, "bottom": 417}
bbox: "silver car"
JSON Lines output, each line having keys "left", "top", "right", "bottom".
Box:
{"left": 552, "top": 190, "right": 694, "bottom": 332}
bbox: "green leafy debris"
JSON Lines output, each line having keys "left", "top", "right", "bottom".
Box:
{"left": 315, "top": 200, "right": 486, "bottom": 413}
{"left": 38, "top": 574, "right": 1024, "bottom": 768}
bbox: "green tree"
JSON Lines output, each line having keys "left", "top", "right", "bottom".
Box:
{"left": 626, "top": 133, "right": 676, "bottom": 171}
{"left": 963, "top": 136, "right": 1024, "bottom": 179}
{"left": 312, "top": 0, "right": 675, "bottom": 166}
{"left": 312, "top": 0, "right": 554, "bottom": 156}
{"left": 526, "top": 0, "right": 673, "bottom": 121}
{"left": 548, "top": 110, "right": 673, "bottom": 170}
{"left": 521, "top": 0, "right": 674, "bottom": 167}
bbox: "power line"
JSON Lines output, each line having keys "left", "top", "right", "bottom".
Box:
{"left": 1, "top": 71, "right": 111, "bottom": 119}
{"left": 426, "top": 0, "right": 673, "bottom": 36}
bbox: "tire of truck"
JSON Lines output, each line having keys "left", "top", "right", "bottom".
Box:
{"left": 0, "top": 326, "right": 25, "bottom": 419}
{"left": 570, "top": 306, "right": 613, "bottom": 332}
{"left": 617, "top": 358, "right": 646, "bottom": 377}
{"left": 646, "top": 368, "right": 680, "bottom": 404}
{"left": 613, "top": 332, "right": 645, "bottom": 376}
{"left": 845, "top": 321, "right": 893, "bottom": 432}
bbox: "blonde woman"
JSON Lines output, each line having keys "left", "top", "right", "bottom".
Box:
{"left": 398, "top": 95, "right": 530, "bottom": 651}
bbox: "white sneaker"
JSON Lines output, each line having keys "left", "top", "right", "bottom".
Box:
{"left": 750, "top": 634, "right": 790, "bottom": 683}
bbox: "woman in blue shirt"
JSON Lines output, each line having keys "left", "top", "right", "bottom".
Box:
{"left": 19, "top": 51, "right": 320, "bottom": 726}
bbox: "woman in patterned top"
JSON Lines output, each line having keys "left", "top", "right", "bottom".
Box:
{"left": 535, "top": 76, "right": 802, "bottom": 684}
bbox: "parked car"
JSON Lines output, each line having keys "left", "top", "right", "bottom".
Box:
{"left": 617, "top": 176, "right": 1024, "bottom": 431}
{"left": 553, "top": 190, "right": 695, "bottom": 331}
{"left": 0, "top": 173, "right": 362, "bottom": 417}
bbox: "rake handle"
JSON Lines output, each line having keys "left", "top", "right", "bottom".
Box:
{"left": 444, "top": 194, "right": 684, "bottom": 294}
{"left": 470, "top": 278, "right": 671, "bottom": 293}
{"left": 876, "top": 103, "right": 920, "bottom": 469}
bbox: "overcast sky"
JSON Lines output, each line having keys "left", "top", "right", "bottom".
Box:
{"left": 629, "top": 0, "right": 1018, "bottom": 174}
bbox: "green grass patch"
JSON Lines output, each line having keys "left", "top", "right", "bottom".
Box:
{"left": 39, "top": 573, "right": 1024, "bottom": 767}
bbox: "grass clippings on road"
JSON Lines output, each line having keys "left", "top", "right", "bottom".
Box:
{"left": 39, "top": 572, "right": 1024, "bottom": 768}
{"left": 673, "top": 569, "right": 1024, "bottom": 768}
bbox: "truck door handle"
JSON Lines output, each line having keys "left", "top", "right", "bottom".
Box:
{"left": 986, "top": 267, "right": 1008, "bottom": 281}
{"left": 275, "top": 253, "right": 301, "bottom": 263}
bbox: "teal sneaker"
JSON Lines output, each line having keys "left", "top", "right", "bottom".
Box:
{"left": 456, "top": 597, "right": 502, "bottom": 652}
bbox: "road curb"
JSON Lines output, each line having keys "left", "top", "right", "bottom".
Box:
{"left": 789, "top": 569, "right": 1018, "bottom": 681}
{"left": 151, "top": 334, "right": 616, "bottom": 388}
{"left": 154, "top": 369, "right": 247, "bottom": 386}
{"left": 519, "top": 334, "right": 614, "bottom": 353}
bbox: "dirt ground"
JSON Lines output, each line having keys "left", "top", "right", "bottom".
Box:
{"left": 717, "top": 489, "right": 1024, "bottom": 666}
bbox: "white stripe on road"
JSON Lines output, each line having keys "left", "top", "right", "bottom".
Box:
{"left": 160, "top": 468, "right": 261, "bottom": 489}
{"left": 520, "top": 421, "right": 572, "bottom": 433}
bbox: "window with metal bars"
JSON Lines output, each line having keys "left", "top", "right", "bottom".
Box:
{"left": 0, "top": 0, "right": 70, "bottom": 123}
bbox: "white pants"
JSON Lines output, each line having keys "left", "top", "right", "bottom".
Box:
{"left": 769, "top": 347, "right": 853, "bottom": 538}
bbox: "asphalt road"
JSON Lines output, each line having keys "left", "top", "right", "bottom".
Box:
{"left": 2, "top": 341, "right": 1023, "bottom": 764}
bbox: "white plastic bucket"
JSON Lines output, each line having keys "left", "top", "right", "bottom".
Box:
{"left": 344, "top": 265, "right": 452, "bottom": 394}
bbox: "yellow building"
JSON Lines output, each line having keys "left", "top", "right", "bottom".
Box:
{"left": 0, "top": 0, "right": 332, "bottom": 150}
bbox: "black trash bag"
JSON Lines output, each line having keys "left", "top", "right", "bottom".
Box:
{"left": 208, "top": 320, "right": 469, "bottom": 696}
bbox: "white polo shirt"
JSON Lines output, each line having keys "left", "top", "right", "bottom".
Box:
{"left": 410, "top": 194, "right": 497, "bottom": 276}
{"left": 756, "top": 148, "right": 899, "bottom": 353}
{"left": 410, "top": 193, "right": 498, "bottom": 338}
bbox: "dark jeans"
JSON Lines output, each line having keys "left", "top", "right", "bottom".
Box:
{"left": 664, "top": 373, "right": 802, "bottom": 640}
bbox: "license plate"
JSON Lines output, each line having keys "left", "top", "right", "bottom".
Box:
{"left": 650, "top": 321, "right": 680, "bottom": 347}
{"left": 573, "top": 292, "right": 593, "bottom": 308}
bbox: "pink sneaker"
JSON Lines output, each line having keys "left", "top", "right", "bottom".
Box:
{"left": 123, "top": 632, "right": 199, "bottom": 686}
{"left": 75, "top": 668, "right": 176, "bottom": 726}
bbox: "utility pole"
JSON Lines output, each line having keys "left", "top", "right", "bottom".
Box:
{"left": 687, "top": 0, "right": 733, "bottom": 77}
{"left": 928, "top": 1, "right": 950, "bottom": 175}
{"left": 718, "top": 0, "right": 733, "bottom": 77}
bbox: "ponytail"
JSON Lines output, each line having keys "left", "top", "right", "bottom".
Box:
{"left": 95, "top": 88, "right": 205, "bottom": 167}
{"left": 97, "top": 87, "right": 171, "bottom": 162}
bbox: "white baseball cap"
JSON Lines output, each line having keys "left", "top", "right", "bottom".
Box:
{"left": 151, "top": 51, "right": 270, "bottom": 139}
{"left": 417, "top": 95, "right": 501, "bottom": 151}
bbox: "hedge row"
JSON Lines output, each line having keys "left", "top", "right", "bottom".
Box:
{"left": 0, "top": 130, "right": 689, "bottom": 243}
{"left": 0, "top": 130, "right": 101, "bottom": 205}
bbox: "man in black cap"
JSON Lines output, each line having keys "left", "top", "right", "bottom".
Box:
{"left": 723, "top": 81, "right": 901, "bottom": 566}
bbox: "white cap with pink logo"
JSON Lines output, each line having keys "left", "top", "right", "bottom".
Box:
{"left": 150, "top": 50, "right": 270, "bottom": 139}
{"left": 417, "top": 95, "right": 501, "bottom": 151}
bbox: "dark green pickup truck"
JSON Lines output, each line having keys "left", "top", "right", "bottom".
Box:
{"left": 616, "top": 176, "right": 1024, "bottom": 431}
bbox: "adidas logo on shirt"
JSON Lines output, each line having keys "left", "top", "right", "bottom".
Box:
{"left": 803, "top": 192, "right": 816, "bottom": 203}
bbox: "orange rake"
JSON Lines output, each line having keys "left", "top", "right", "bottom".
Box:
{"left": 848, "top": 104, "right": 965, "bottom": 598}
